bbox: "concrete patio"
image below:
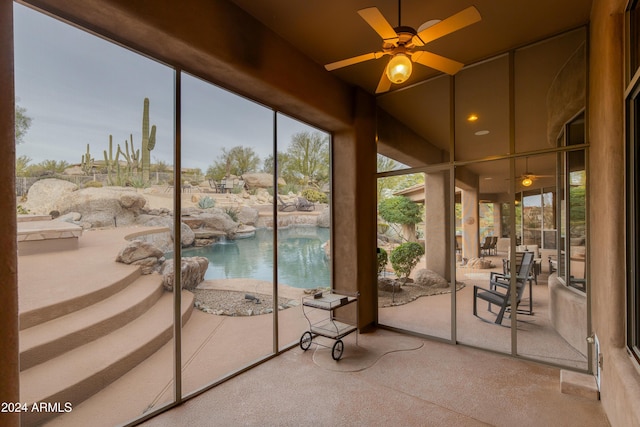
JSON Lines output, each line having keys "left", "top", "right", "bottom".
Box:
{"left": 17, "top": 226, "right": 604, "bottom": 426}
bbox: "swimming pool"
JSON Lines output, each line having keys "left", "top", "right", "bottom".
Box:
{"left": 180, "top": 226, "right": 330, "bottom": 289}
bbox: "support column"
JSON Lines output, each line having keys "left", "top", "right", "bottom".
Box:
{"left": 424, "top": 172, "right": 451, "bottom": 280}
{"left": 333, "top": 89, "right": 377, "bottom": 330}
{"left": 461, "top": 188, "right": 479, "bottom": 259}
{"left": 0, "top": 1, "right": 20, "bottom": 426}
{"left": 493, "top": 203, "right": 503, "bottom": 237}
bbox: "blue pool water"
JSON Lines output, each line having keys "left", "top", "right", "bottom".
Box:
{"left": 180, "top": 226, "right": 330, "bottom": 289}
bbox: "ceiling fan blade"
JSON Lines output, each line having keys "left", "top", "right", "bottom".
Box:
{"left": 375, "top": 71, "right": 392, "bottom": 94}
{"left": 325, "top": 52, "right": 380, "bottom": 71}
{"left": 412, "top": 51, "right": 464, "bottom": 75}
{"left": 414, "top": 6, "right": 481, "bottom": 46}
{"left": 358, "top": 7, "right": 399, "bottom": 41}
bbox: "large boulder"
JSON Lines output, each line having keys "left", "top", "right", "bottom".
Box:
{"left": 116, "top": 240, "right": 165, "bottom": 274}
{"left": 161, "top": 257, "right": 209, "bottom": 291}
{"left": 242, "top": 172, "right": 286, "bottom": 189}
{"left": 181, "top": 211, "right": 238, "bottom": 237}
{"left": 317, "top": 207, "right": 330, "bottom": 228}
{"left": 136, "top": 215, "right": 195, "bottom": 249}
{"left": 24, "top": 178, "right": 78, "bottom": 215}
{"left": 413, "top": 269, "right": 449, "bottom": 288}
{"left": 27, "top": 184, "right": 148, "bottom": 228}
{"left": 237, "top": 206, "right": 259, "bottom": 225}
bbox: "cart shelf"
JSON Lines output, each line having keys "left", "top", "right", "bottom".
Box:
{"left": 299, "top": 291, "right": 359, "bottom": 361}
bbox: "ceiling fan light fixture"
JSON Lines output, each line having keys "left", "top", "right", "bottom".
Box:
{"left": 521, "top": 176, "right": 533, "bottom": 187}
{"left": 386, "top": 53, "right": 412, "bottom": 83}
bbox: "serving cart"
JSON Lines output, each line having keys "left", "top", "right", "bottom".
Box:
{"left": 299, "top": 291, "right": 359, "bottom": 361}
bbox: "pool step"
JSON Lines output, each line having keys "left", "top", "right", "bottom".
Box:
{"left": 20, "top": 289, "right": 194, "bottom": 426}
{"left": 19, "top": 274, "right": 164, "bottom": 370}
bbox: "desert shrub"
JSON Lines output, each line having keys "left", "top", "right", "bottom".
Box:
{"left": 301, "top": 188, "right": 328, "bottom": 204}
{"left": 224, "top": 207, "right": 239, "bottom": 222}
{"left": 198, "top": 196, "right": 215, "bottom": 209}
{"left": 128, "top": 175, "right": 149, "bottom": 188}
{"left": 390, "top": 242, "right": 424, "bottom": 283}
{"left": 377, "top": 248, "right": 388, "bottom": 276}
{"left": 279, "top": 183, "right": 298, "bottom": 195}
{"left": 17, "top": 205, "right": 30, "bottom": 215}
{"left": 191, "top": 181, "right": 201, "bottom": 187}
{"left": 84, "top": 180, "right": 103, "bottom": 188}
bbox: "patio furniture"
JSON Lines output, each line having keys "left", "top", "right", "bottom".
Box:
{"left": 473, "top": 251, "right": 534, "bottom": 325}
{"left": 479, "top": 236, "right": 493, "bottom": 257}
{"left": 489, "top": 236, "right": 498, "bottom": 255}
{"left": 277, "top": 196, "right": 296, "bottom": 212}
{"left": 296, "top": 196, "right": 315, "bottom": 211}
{"left": 502, "top": 251, "right": 539, "bottom": 286}
{"left": 208, "top": 179, "right": 222, "bottom": 193}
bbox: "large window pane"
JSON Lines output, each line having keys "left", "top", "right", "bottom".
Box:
{"left": 180, "top": 73, "right": 275, "bottom": 396}
{"left": 14, "top": 4, "right": 175, "bottom": 425}
{"left": 515, "top": 29, "right": 586, "bottom": 153}
{"left": 455, "top": 55, "right": 509, "bottom": 161}
{"left": 377, "top": 75, "right": 451, "bottom": 165}
{"left": 377, "top": 169, "right": 453, "bottom": 341}
{"left": 456, "top": 158, "right": 511, "bottom": 354}
{"left": 275, "top": 113, "right": 332, "bottom": 351}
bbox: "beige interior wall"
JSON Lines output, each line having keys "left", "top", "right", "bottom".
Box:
{"left": 0, "top": 0, "right": 19, "bottom": 425}
{"left": 589, "top": 0, "right": 640, "bottom": 426}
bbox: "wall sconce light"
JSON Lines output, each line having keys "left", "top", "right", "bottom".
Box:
{"left": 386, "top": 53, "right": 412, "bottom": 84}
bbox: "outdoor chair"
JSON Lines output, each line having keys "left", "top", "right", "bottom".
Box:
{"left": 473, "top": 251, "right": 534, "bottom": 325}
{"left": 208, "top": 179, "right": 220, "bottom": 193}
{"left": 489, "top": 236, "right": 498, "bottom": 255}
{"left": 479, "top": 236, "right": 493, "bottom": 257}
{"left": 295, "top": 196, "right": 315, "bottom": 211}
{"left": 277, "top": 196, "right": 296, "bottom": 212}
{"left": 502, "top": 251, "right": 538, "bottom": 286}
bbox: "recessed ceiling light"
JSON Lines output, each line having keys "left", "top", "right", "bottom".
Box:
{"left": 467, "top": 114, "right": 479, "bottom": 122}
{"left": 475, "top": 130, "right": 490, "bottom": 136}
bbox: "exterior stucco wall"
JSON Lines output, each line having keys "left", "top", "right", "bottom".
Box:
{"left": 590, "top": 0, "right": 640, "bottom": 426}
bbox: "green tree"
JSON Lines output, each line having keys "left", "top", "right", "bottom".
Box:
{"left": 284, "top": 131, "right": 329, "bottom": 186}
{"left": 208, "top": 145, "right": 261, "bottom": 179}
{"left": 16, "top": 155, "right": 32, "bottom": 177}
{"left": 378, "top": 196, "right": 423, "bottom": 242}
{"left": 40, "top": 159, "right": 69, "bottom": 174}
{"left": 15, "top": 102, "right": 32, "bottom": 145}
{"left": 229, "top": 146, "right": 260, "bottom": 175}
{"left": 390, "top": 242, "right": 424, "bottom": 284}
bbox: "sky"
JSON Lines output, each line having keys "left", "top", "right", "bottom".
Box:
{"left": 13, "top": 3, "right": 322, "bottom": 172}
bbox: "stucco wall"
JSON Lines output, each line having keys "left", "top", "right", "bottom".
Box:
{"left": 589, "top": 0, "right": 640, "bottom": 426}
{"left": 548, "top": 275, "right": 588, "bottom": 356}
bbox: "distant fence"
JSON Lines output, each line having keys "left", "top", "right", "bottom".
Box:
{"left": 15, "top": 172, "right": 176, "bottom": 197}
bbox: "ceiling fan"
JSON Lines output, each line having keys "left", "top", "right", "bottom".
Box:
{"left": 517, "top": 157, "right": 554, "bottom": 187}
{"left": 324, "top": 2, "right": 482, "bottom": 94}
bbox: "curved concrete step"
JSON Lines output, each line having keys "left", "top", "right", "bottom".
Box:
{"left": 20, "top": 290, "right": 195, "bottom": 426}
{"left": 20, "top": 274, "right": 165, "bottom": 371}
{"left": 19, "top": 265, "right": 142, "bottom": 330}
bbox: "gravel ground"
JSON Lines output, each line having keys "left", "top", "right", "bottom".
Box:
{"left": 191, "top": 289, "right": 297, "bottom": 316}
{"left": 378, "top": 282, "right": 465, "bottom": 307}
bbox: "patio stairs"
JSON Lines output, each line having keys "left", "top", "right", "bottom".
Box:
{"left": 18, "top": 267, "right": 194, "bottom": 426}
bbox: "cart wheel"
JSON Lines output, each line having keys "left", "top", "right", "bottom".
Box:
{"left": 332, "top": 340, "right": 344, "bottom": 361}
{"left": 300, "top": 331, "right": 312, "bottom": 351}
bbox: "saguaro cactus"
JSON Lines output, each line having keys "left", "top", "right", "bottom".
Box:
{"left": 103, "top": 135, "right": 121, "bottom": 184}
{"left": 117, "top": 134, "right": 140, "bottom": 176}
{"left": 141, "top": 98, "right": 157, "bottom": 182}
{"left": 81, "top": 143, "right": 94, "bottom": 175}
